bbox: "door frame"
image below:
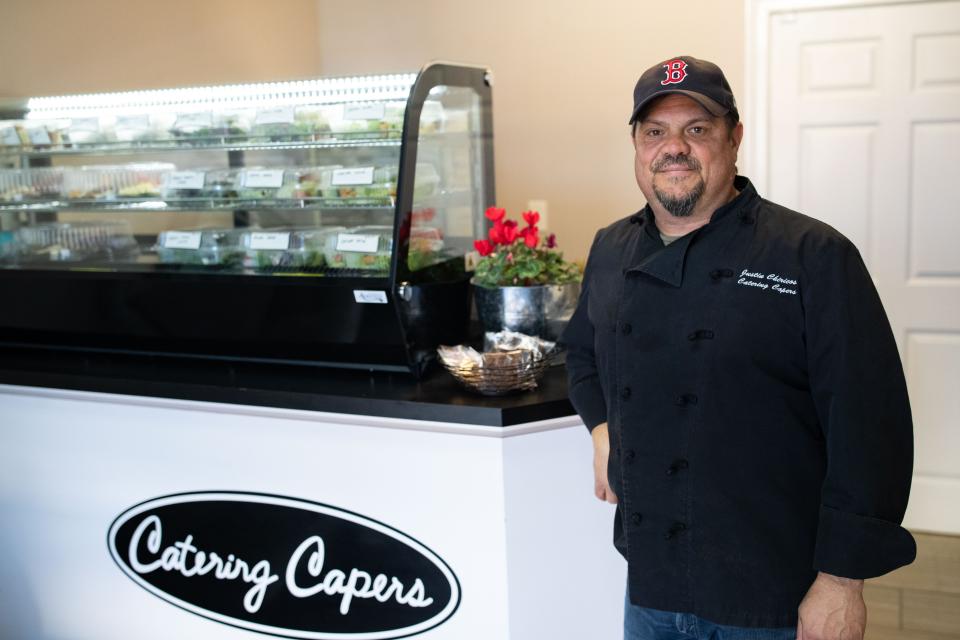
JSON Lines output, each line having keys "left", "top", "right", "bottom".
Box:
{"left": 743, "top": 0, "right": 931, "bottom": 193}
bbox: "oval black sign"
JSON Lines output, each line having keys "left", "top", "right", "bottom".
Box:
{"left": 107, "top": 492, "right": 461, "bottom": 639}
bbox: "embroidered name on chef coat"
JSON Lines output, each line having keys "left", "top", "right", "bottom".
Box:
{"left": 736, "top": 268, "right": 798, "bottom": 295}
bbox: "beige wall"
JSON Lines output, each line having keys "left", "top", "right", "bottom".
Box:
{"left": 0, "top": 0, "right": 744, "bottom": 261}
{"left": 0, "top": 0, "right": 321, "bottom": 96}
{"left": 316, "top": 0, "right": 745, "bottom": 260}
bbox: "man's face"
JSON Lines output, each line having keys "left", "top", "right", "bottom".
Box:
{"left": 632, "top": 94, "right": 743, "bottom": 218}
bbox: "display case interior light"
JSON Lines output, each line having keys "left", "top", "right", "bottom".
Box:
{"left": 25, "top": 73, "right": 419, "bottom": 120}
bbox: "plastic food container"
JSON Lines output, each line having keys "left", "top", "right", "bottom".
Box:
{"left": 329, "top": 101, "right": 405, "bottom": 135}
{"left": 65, "top": 163, "right": 174, "bottom": 201}
{"left": 0, "top": 122, "right": 30, "bottom": 148}
{"left": 67, "top": 116, "right": 104, "bottom": 145}
{"left": 200, "top": 169, "right": 241, "bottom": 199}
{"left": 277, "top": 167, "right": 325, "bottom": 199}
{"left": 324, "top": 225, "right": 393, "bottom": 271}
{"left": 331, "top": 165, "right": 397, "bottom": 200}
{"left": 155, "top": 229, "right": 245, "bottom": 267}
{"left": 14, "top": 221, "right": 138, "bottom": 262}
{"left": 294, "top": 105, "right": 333, "bottom": 139}
{"left": 241, "top": 227, "right": 344, "bottom": 271}
{"left": 161, "top": 169, "right": 240, "bottom": 200}
{"left": 0, "top": 168, "right": 63, "bottom": 202}
{"left": 237, "top": 167, "right": 285, "bottom": 200}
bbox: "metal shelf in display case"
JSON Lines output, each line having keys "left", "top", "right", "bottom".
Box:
{"left": 0, "top": 63, "right": 495, "bottom": 376}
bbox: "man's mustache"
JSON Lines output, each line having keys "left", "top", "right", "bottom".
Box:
{"left": 652, "top": 154, "right": 701, "bottom": 172}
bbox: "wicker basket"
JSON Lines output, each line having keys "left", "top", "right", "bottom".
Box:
{"left": 440, "top": 352, "right": 552, "bottom": 396}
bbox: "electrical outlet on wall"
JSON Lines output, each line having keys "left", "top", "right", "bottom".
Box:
{"left": 526, "top": 199, "right": 548, "bottom": 230}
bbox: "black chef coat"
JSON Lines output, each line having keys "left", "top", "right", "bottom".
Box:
{"left": 562, "top": 176, "right": 916, "bottom": 628}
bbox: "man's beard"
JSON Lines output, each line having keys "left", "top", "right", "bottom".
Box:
{"left": 651, "top": 154, "right": 705, "bottom": 218}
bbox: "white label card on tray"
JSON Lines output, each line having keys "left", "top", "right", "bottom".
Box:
{"left": 27, "top": 128, "right": 51, "bottom": 145}
{"left": 116, "top": 115, "right": 150, "bottom": 130}
{"left": 163, "top": 231, "right": 203, "bottom": 250}
{"left": 354, "top": 290, "right": 388, "bottom": 304}
{"left": 243, "top": 170, "right": 284, "bottom": 189}
{"left": 344, "top": 103, "right": 387, "bottom": 120}
{"left": 331, "top": 167, "right": 375, "bottom": 186}
{"left": 166, "top": 171, "right": 206, "bottom": 190}
{"left": 255, "top": 106, "right": 295, "bottom": 125}
{"left": 249, "top": 232, "right": 290, "bottom": 250}
{"left": 174, "top": 112, "right": 213, "bottom": 129}
{"left": 69, "top": 117, "right": 100, "bottom": 133}
{"left": 336, "top": 233, "right": 380, "bottom": 253}
{"left": 0, "top": 128, "right": 20, "bottom": 146}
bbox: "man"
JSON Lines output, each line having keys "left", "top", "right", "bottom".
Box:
{"left": 562, "top": 56, "right": 916, "bottom": 640}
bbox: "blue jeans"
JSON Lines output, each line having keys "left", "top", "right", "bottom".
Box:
{"left": 624, "top": 592, "right": 796, "bottom": 640}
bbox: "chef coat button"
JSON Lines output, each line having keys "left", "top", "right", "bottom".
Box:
{"left": 664, "top": 522, "right": 687, "bottom": 540}
{"left": 620, "top": 386, "right": 632, "bottom": 400}
{"left": 624, "top": 449, "right": 636, "bottom": 463}
{"left": 631, "top": 512, "right": 643, "bottom": 525}
{"left": 622, "top": 323, "right": 632, "bottom": 335}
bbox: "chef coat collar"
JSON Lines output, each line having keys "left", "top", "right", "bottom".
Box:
{"left": 624, "top": 176, "right": 757, "bottom": 287}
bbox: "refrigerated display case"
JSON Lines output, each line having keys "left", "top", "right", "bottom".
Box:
{"left": 0, "top": 63, "right": 494, "bottom": 375}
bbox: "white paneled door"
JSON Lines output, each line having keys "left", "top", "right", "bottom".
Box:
{"left": 766, "top": 0, "right": 960, "bottom": 534}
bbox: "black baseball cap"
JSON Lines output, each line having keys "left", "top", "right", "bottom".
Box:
{"left": 628, "top": 56, "right": 738, "bottom": 124}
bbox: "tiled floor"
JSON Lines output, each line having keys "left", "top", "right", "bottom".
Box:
{"left": 864, "top": 532, "right": 960, "bottom": 639}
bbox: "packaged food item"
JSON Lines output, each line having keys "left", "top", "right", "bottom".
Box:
{"left": 277, "top": 167, "right": 322, "bottom": 199}
{"left": 241, "top": 227, "right": 343, "bottom": 271}
{"left": 294, "top": 105, "right": 332, "bottom": 139}
{"left": 0, "top": 123, "right": 30, "bottom": 148}
{"left": 0, "top": 168, "right": 63, "bottom": 202}
{"left": 237, "top": 167, "right": 284, "bottom": 200}
{"left": 115, "top": 163, "right": 174, "bottom": 198}
{"left": 330, "top": 101, "right": 405, "bottom": 136}
{"left": 14, "top": 221, "right": 138, "bottom": 262}
{"left": 155, "top": 228, "right": 245, "bottom": 267}
{"left": 113, "top": 113, "right": 156, "bottom": 143}
{"left": 324, "top": 225, "right": 393, "bottom": 271}
{"left": 200, "top": 169, "right": 241, "bottom": 199}
{"left": 67, "top": 116, "right": 104, "bottom": 145}
{"left": 330, "top": 165, "right": 397, "bottom": 200}
{"left": 65, "top": 163, "right": 174, "bottom": 201}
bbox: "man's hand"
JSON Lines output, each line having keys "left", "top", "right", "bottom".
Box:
{"left": 591, "top": 423, "right": 618, "bottom": 504}
{"left": 797, "top": 572, "right": 866, "bottom": 640}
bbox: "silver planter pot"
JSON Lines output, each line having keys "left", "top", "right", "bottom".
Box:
{"left": 472, "top": 281, "right": 582, "bottom": 341}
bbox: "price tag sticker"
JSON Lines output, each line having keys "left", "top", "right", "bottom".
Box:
{"left": 116, "top": 115, "right": 150, "bottom": 131}
{"left": 1, "top": 128, "right": 20, "bottom": 146}
{"left": 353, "top": 290, "right": 388, "bottom": 304}
{"left": 174, "top": 112, "right": 213, "bottom": 129}
{"left": 242, "top": 169, "right": 284, "bottom": 189}
{"left": 69, "top": 117, "right": 100, "bottom": 133}
{"left": 163, "top": 231, "right": 203, "bottom": 250}
{"left": 255, "top": 106, "right": 295, "bottom": 125}
{"left": 332, "top": 167, "right": 375, "bottom": 186}
{"left": 344, "top": 102, "right": 387, "bottom": 120}
{"left": 165, "top": 171, "right": 206, "bottom": 190}
{"left": 27, "top": 127, "right": 52, "bottom": 145}
{"left": 336, "top": 233, "right": 380, "bottom": 253}
{"left": 249, "top": 232, "right": 290, "bottom": 250}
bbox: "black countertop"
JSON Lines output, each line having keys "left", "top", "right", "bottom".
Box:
{"left": 0, "top": 347, "right": 576, "bottom": 427}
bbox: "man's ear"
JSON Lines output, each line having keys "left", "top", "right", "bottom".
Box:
{"left": 730, "top": 121, "right": 744, "bottom": 151}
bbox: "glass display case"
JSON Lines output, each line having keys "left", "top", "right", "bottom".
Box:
{"left": 0, "top": 63, "right": 494, "bottom": 375}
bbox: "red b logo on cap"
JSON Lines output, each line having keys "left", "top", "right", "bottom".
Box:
{"left": 661, "top": 59, "right": 688, "bottom": 85}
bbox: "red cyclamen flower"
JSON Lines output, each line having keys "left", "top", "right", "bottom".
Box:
{"left": 500, "top": 220, "right": 519, "bottom": 244}
{"left": 520, "top": 226, "right": 539, "bottom": 248}
{"left": 545, "top": 233, "right": 557, "bottom": 249}
{"left": 474, "top": 239, "right": 494, "bottom": 256}
{"left": 485, "top": 207, "right": 506, "bottom": 222}
{"left": 522, "top": 210, "right": 540, "bottom": 227}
